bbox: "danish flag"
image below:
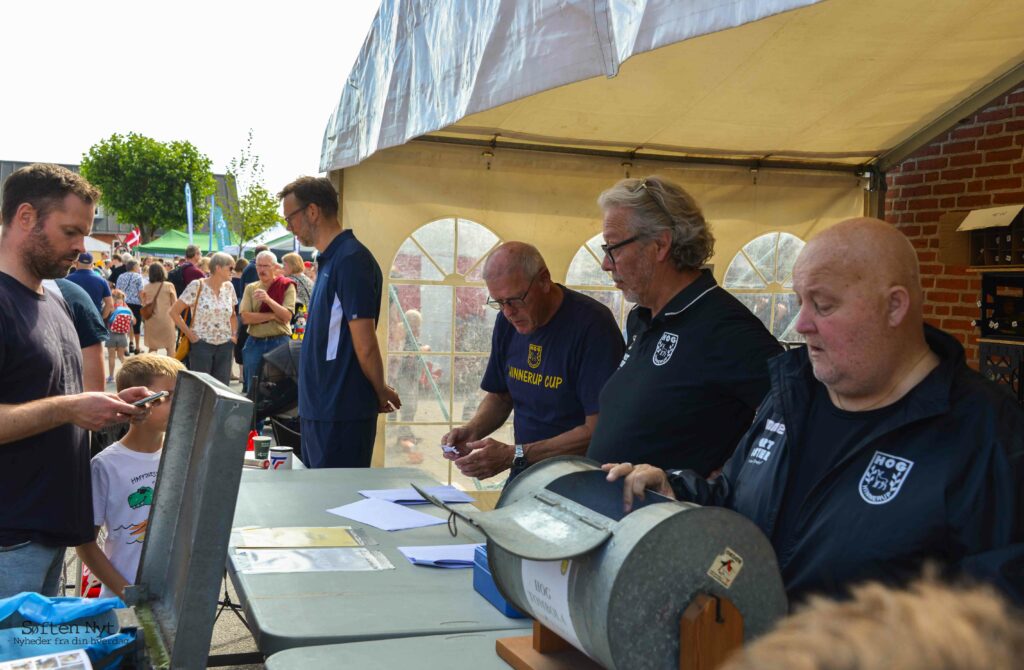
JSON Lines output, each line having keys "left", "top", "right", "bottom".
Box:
{"left": 124, "top": 227, "right": 141, "bottom": 248}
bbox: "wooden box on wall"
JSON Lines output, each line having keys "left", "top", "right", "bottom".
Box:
{"left": 968, "top": 208, "right": 1024, "bottom": 267}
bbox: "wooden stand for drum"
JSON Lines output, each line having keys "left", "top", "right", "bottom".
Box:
{"left": 496, "top": 593, "right": 744, "bottom": 670}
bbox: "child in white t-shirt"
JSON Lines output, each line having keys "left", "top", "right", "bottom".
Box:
{"left": 76, "top": 354, "right": 184, "bottom": 599}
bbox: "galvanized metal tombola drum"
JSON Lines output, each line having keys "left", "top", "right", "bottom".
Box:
{"left": 417, "top": 456, "right": 787, "bottom": 670}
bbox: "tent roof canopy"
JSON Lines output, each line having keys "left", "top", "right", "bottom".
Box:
{"left": 136, "top": 229, "right": 238, "bottom": 257}
{"left": 322, "top": 0, "right": 1024, "bottom": 175}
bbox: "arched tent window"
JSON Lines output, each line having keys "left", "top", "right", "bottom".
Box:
{"left": 385, "top": 218, "right": 511, "bottom": 490}
{"left": 565, "top": 233, "right": 634, "bottom": 330}
{"left": 723, "top": 232, "right": 805, "bottom": 342}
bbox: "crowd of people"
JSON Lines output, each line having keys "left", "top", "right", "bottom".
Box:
{"left": 51, "top": 237, "right": 317, "bottom": 387}
{"left": 0, "top": 164, "right": 318, "bottom": 599}
{"left": 0, "top": 164, "right": 1021, "bottom": 662}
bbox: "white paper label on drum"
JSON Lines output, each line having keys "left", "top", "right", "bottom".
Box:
{"left": 521, "top": 558, "right": 584, "bottom": 651}
{"left": 707, "top": 547, "right": 744, "bottom": 589}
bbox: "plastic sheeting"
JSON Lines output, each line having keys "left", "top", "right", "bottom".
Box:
{"left": 322, "top": 0, "right": 819, "bottom": 170}
{"left": 322, "top": 0, "right": 1024, "bottom": 171}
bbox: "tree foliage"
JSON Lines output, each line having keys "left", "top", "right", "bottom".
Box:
{"left": 224, "top": 130, "right": 283, "bottom": 250}
{"left": 81, "top": 133, "right": 216, "bottom": 243}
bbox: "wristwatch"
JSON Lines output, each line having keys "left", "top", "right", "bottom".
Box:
{"left": 512, "top": 443, "right": 528, "bottom": 470}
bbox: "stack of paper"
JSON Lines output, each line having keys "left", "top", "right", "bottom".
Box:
{"left": 397, "top": 544, "right": 483, "bottom": 569}
{"left": 326, "top": 497, "right": 446, "bottom": 531}
{"left": 358, "top": 485, "right": 475, "bottom": 505}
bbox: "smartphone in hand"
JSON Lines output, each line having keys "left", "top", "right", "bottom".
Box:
{"left": 132, "top": 390, "right": 170, "bottom": 407}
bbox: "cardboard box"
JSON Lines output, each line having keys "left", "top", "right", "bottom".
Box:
{"left": 937, "top": 211, "right": 971, "bottom": 266}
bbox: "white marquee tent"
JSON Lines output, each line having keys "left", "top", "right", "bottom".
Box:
{"left": 317, "top": 0, "right": 1024, "bottom": 469}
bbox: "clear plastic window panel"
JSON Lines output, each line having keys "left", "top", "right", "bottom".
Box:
{"left": 388, "top": 284, "right": 453, "bottom": 354}
{"left": 566, "top": 236, "right": 614, "bottom": 287}
{"left": 385, "top": 218, "right": 512, "bottom": 490}
{"left": 390, "top": 237, "right": 446, "bottom": 281}
{"left": 455, "top": 286, "right": 497, "bottom": 352}
{"left": 456, "top": 219, "right": 500, "bottom": 279}
{"left": 724, "top": 232, "right": 806, "bottom": 344}
{"left": 412, "top": 218, "right": 456, "bottom": 276}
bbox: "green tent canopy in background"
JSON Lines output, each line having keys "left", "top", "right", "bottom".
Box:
{"left": 135, "top": 229, "right": 238, "bottom": 257}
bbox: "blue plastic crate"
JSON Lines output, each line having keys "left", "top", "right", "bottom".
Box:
{"left": 473, "top": 545, "right": 526, "bottom": 618}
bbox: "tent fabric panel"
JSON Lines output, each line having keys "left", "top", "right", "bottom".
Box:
{"left": 336, "top": 142, "right": 864, "bottom": 290}
{"left": 321, "top": 0, "right": 819, "bottom": 170}
{"left": 449, "top": 0, "right": 1024, "bottom": 163}
{"left": 323, "top": 0, "right": 1024, "bottom": 171}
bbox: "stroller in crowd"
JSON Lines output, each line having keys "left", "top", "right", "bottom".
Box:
{"left": 248, "top": 339, "right": 303, "bottom": 460}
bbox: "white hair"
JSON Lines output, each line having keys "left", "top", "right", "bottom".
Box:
{"left": 256, "top": 250, "right": 279, "bottom": 266}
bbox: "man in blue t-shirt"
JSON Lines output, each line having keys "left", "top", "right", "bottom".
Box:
{"left": 442, "top": 242, "right": 624, "bottom": 481}
{"left": 277, "top": 176, "right": 401, "bottom": 468}
{"left": 65, "top": 252, "right": 113, "bottom": 320}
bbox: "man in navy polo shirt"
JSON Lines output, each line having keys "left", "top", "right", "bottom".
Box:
{"left": 606, "top": 218, "right": 1024, "bottom": 604}
{"left": 278, "top": 176, "right": 400, "bottom": 468}
{"left": 587, "top": 176, "right": 782, "bottom": 476}
{"left": 65, "top": 252, "right": 113, "bottom": 319}
{"left": 441, "top": 242, "right": 624, "bottom": 481}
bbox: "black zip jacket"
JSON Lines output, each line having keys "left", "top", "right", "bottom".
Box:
{"left": 668, "top": 325, "right": 1024, "bottom": 603}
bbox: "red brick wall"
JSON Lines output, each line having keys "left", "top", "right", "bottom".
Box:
{"left": 884, "top": 84, "right": 1024, "bottom": 368}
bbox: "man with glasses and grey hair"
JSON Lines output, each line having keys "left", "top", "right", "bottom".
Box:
{"left": 441, "top": 242, "right": 624, "bottom": 481}
{"left": 239, "top": 250, "right": 295, "bottom": 393}
{"left": 586, "top": 176, "right": 781, "bottom": 476}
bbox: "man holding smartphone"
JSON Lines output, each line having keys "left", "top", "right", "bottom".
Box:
{"left": 0, "top": 164, "right": 154, "bottom": 598}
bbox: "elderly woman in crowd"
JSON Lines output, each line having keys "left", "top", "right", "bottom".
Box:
{"left": 169, "top": 251, "right": 238, "bottom": 384}
{"left": 282, "top": 252, "right": 313, "bottom": 311}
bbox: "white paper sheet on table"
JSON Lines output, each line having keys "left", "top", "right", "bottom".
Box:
{"left": 232, "top": 547, "right": 394, "bottom": 573}
{"left": 326, "top": 496, "right": 447, "bottom": 531}
{"left": 358, "top": 485, "right": 475, "bottom": 505}
{"left": 397, "top": 544, "right": 483, "bottom": 568}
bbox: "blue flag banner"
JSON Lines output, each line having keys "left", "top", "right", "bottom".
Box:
{"left": 214, "top": 205, "right": 230, "bottom": 250}
{"left": 208, "top": 195, "right": 215, "bottom": 254}
{"left": 184, "top": 183, "right": 194, "bottom": 243}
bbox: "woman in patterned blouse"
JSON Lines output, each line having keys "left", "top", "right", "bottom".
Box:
{"left": 168, "top": 252, "right": 238, "bottom": 384}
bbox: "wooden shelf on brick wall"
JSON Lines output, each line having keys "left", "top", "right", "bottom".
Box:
{"left": 967, "top": 266, "right": 1024, "bottom": 273}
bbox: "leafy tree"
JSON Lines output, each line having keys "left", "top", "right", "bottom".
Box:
{"left": 224, "top": 130, "right": 283, "bottom": 251}
{"left": 81, "top": 133, "right": 216, "bottom": 243}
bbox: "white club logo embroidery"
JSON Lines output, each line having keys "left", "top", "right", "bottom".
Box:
{"left": 652, "top": 332, "right": 679, "bottom": 367}
{"left": 859, "top": 451, "right": 914, "bottom": 505}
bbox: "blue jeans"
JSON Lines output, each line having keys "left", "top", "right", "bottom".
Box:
{"left": 0, "top": 541, "right": 64, "bottom": 598}
{"left": 242, "top": 335, "right": 289, "bottom": 394}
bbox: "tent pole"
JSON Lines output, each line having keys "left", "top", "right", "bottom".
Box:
{"left": 413, "top": 136, "right": 866, "bottom": 175}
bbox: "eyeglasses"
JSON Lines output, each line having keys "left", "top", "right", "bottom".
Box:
{"left": 486, "top": 271, "right": 541, "bottom": 311}
{"left": 600, "top": 236, "right": 640, "bottom": 268}
{"left": 283, "top": 204, "right": 307, "bottom": 224}
{"left": 635, "top": 178, "right": 674, "bottom": 222}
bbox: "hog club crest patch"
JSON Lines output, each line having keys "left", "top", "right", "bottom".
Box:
{"left": 652, "top": 332, "right": 679, "bottom": 366}
{"left": 859, "top": 451, "right": 914, "bottom": 505}
{"left": 528, "top": 344, "right": 543, "bottom": 369}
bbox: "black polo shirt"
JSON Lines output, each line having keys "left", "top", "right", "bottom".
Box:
{"left": 587, "top": 270, "right": 782, "bottom": 476}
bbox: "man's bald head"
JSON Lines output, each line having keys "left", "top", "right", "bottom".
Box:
{"left": 482, "top": 242, "right": 546, "bottom": 283}
{"left": 799, "top": 217, "right": 923, "bottom": 318}
{"left": 792, "top": 217, "right": 931, "bottom": 400}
